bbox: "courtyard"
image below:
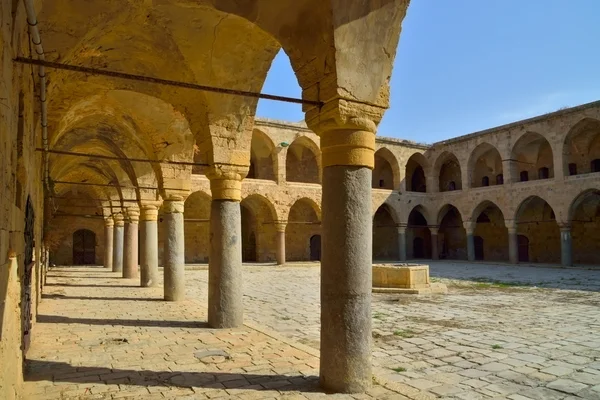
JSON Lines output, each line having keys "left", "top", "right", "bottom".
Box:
{"left": 23, "top": 263, "right": 600, "bottom": 399}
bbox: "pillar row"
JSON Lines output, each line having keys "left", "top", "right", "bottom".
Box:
{"left": 112, "top": 214, "right": 125, "bottom": 273}
{"left": 103, "top": 217, "right": 114, "bottom": 269}
{"left": 430, "top": 227, "right": 439, "bottom": 260}
{"left": 123, "top": 208, "right": 140, "bottom": 279}
{"left": 307, "top": 105, "right": 377, "bottom": 394}
{"left": 207, "top": 166, "right": 245, "bottom": 329}
{"left": 163, "top": 198, "right": 185, "bottom": 301}
{"left": 140, "top": 204, "right": 159, "bottom": 287}
{"left": 275, "top": 222, "right": 287, "bottom": 266}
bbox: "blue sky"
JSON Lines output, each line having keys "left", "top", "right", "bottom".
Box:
{"left": 256, "top": 1, "right": 600, "bottom": 143}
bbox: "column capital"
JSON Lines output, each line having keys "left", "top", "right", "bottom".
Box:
{"left": 163, "top": 198, "right": 185, "bottom": 214}
{"left": 429, "top": 226, "right": 440, "bottom": 235}
{"left": 463, "top": 221, "right": 475, "bottom": 234}
{"left": 140, "top": 203, "right": 160, "bottom": 221}
{"left": 104, "top": 216, "right": 114, "bottom": 227}
{"left": 125, "top": 208, "right": 140, "bottom": 223}
{"left": 274, "top": 221, "right": 287, "bottom": 232}
{"left": 396, "top": 224, "right": 406, "bottom": 234}
{"left": 207, "top": 163, "right": 247, "bottom": 201}
{"left": 559, "top": 223, "right": 571, "bottom": 232}
{"left": 305, "top": 99, "right": 382, "bottom": 169}
{"left": 113, "top": 213, "right": 125, "bottom": 227}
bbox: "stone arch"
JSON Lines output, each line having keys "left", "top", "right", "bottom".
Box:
{"left": 437, "top": 204, "right": 467, "bottom": 260}
{"left": 286, "top": 136, "right": 321, "bottom": 184}
{"left": 511, "top": 131, "right": 554, "bottom": 183}
{"left": 72, "top": 229, "right": 97, "bottom": 265}
{"left": 286, "top": 198, "right": 321, "bottom": 261}
{"left": 373, "top": 147, "right": 400, "bottom": 190}
{"left": 405, "top": 152, "right": 428, "bottom": 192}
{"left": 434, "top": 151, "right": 462, "bottom": 192}
{"left": 406, "top": 205, "right": 432, "bottom": 259}
{"left": 468, "top": 143, "right": 504, "bottom": 188}
{"left": 247, "top": 129, "right": 277, "bottom": 181}
{"left": 471, "top": 200, "right": 508, "bottom": 261}
{"left": 373, "top": 204, "right": 399, "bottom": 261}
{"left": 241, "top": 194, "right": 277, "bottom": 262}
{"left": 563, "top": 118, "right": 600, "bottom": 176}
{"left": 47, "top": 214, "right": 104, "bottom": 265}
{"left": 569, "top": 189, "right": 600, "bottom": 265}
{"left": 515, "top": 196, "right": 560, "bottom": 263}
{"left": 183, "top": 191, "right": 212, "bottom": 263}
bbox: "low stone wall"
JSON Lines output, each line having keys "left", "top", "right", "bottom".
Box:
{"left": 372, "top": 263, "right": 447, "bottom": 294}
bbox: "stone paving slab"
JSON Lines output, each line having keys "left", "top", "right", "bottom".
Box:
{"left": 23, "top": 267, "right": 407, "bottom": 400}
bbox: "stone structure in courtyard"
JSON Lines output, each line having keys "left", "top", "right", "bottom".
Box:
{"left": 1, "top": 0, "right": 599, "bottom": 398}
{"left": 372, "top": 263, "right": 447, "bottom": 294}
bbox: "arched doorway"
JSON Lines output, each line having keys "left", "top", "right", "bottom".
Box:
{"left": 183, "top": 192, "right": 211, "bottom": 263}
{"left": 474, "top": 236, "right": 484, "bottom": 260}
{"left": 310, "top": 235, "right": 321, "bottom": 261}
{"left": 435, "top": 152, "right": 462, "bottom": 192}
{"left": 373, "top": 204, "right": 399, "bottom": 261}
{"left": 515, "top": 196, "right": 560, "bottom": 263}
{"left": 468, "top": 143, "right": 503, "bottom": 188}
{"left": 241, "top": 195, "right": 277, "bottom": 262}
{"left": 405, "top": 153, "right": 427, "bottom": 192}
{"left": 73, "top": 229, "right": 96, "bottom": 265}
{"left": 472, "top": 201, "right": 508, "bottom": 261}
{"left": 372, "top": 148, "right": 399, "bottom": 189}
{"left": 569, "top": 189, "right": 600, "bottom": 264}
{"left": 511, "top": 132, "right": 554, "bottom": 182}
{"left": 438, "top": 205, "right": 467, "bottom": 260}
{"left": 286, "top": 137, "right": 320, "bottom": 184}
{"left": 407, "top": 206, "right": 431, "bottom": 259}
{"left": 286, "top": 198, "right": 321, "bottom": 261}
{"left": 518, "top": 235, "right": 529, "bottom": 262}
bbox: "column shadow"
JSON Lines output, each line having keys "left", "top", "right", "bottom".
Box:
{"left": 36, "top": 315, "right": 208, "bottom": 329}
{"left": 42, "top": 293, "right": 162, "bottom": 302}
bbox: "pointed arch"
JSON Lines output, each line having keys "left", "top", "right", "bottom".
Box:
{"left": 241, "top": 194, "right": 277, "bottom": 262}
{"left": 515, "top": 196, "right": 560, "bottom": 263}
{"left": 405, "top": 152, "right": 428, "bottom": 192}
{"left": 434, "top": 151, "right": 462, "bottom": 192}
{"left": 511, "top": 132, "right": 554, "bottom": 182}
{"left": 286, "top": 136, "right": 321, "bottom": 184}
{"left": 471, "top": 200, "right": 508, "bottom": 261}
{"left": 247, "top": 129, "right": 277, "bottom": 181}
{"left": 437, "top": 204, "right": 467, "bottom": 260}
{"left": 373, "top": 203, "right": 399, "bottom": 261}
{"left": 569, "top": 189, "right": 600, "bottom": 265}
{"left": 373, "top": 147, "right": 400, "bottom": 190}
{"left": 184, "top": 191, "right": 212, "bottom": 263}
{"left": 563, "top": 118, "right": 600, "bottom": 176}
{"left": 468, "top": 143, "right": 503, "bottom": 188}
{"left": 286, "top": 198, "right": 322, "bottom": 262}
{"left": 406, "top": 205, "right": 432, "bottom": 259}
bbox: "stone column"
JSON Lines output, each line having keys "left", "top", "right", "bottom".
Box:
{"left": 397, "top": 226, "right": 406, "bottom": 261}
{"left": 103, "top": 217, "right": 114, "bottom": 269}
{"left": 560, "top": 225, "right": 573, "bottom": 267}
{"left": 508, "top": 225, "right": 518, "bottom": 264}
{"left": 123, "top": 208, "right": 140, "bottom": 279}
{"left": 163, "top": 198, "right": 185, "bottom": 301}
{"left": 112, "top": 214, "right": 125, "bottom": 273}
{"left": 430, "top": 227, "right": 439, "bottom": 260}
{"left": 275, "top": 222, "right": 286, "bottom": 266}
{"left": 140, "top": 204, "right": 159, "bottom": 287}
{"left": 307, "top": 107, "right": 376, "bottom": 393}
{"left": 465, "top": 223, "right": 475, "bottom": 261}
{"left": 207, "top": 166, "right": 245, "bottom": 328}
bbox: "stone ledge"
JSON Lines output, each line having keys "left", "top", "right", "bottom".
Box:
{"left": 372, "top": 282, "right": 448, "bottom": 295}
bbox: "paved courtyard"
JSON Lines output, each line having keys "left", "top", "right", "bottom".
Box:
{"left": 24, "top": 262, "right": 600, "bottom": 399}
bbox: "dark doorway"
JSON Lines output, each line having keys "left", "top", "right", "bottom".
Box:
{"left": 474, "top": 236, "right": 484, "bottom": 260}
{"left": 73, "top": 229, "right": 96, "bottom": 265}
{"left": 413, "top": 237, "right": 425, "bottom": 258}
{"left": 518, "top": 235, "right": 529, "bottom": 262}
{"left": 310, "top": 235, "right": 321, "bottom": 261}
{"left": 243, "top": 232, "right": 257, "bottom": 262}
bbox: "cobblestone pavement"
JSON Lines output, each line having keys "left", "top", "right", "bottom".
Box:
{"left": 23, "top": 266, "right": 404, "bottom": 400}
{"left": 186, "top": 262, "right": 600, "bottom": 400}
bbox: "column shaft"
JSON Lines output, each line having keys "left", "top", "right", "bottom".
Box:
{"left": 164, "top": 201, "right": 185, "bottom": 301}
{"left": 431, "top": 229, "right": 439, "bottom": 260}
{"left": 398, "top": 228, "right": 406, "bottom": 262}
{"left": 123, "top": 219, "right": 139, "bottom": 279}
{"left": 276, "top": 228, "right": 286, "bottom": 266}
{"left": 561, "top": 227, "right": 572, "bottom": 267}
{"left": 104, "top": 221, "right": 114, "bottom": 269}
{"left": 209, "top": 200, "right": 243, "bottom": 328}
{"left": 321, "top": 165, "right": 372, "bottom": 393}
{"left": 466, "top": 232, "right": 475, "bottom": 261}
{"left": 140, "top": 207, "right": 159, "bottom": 287}
{"left": 112, "top": 218, "right": 124, "bottom": 273}
{"left": 508, "top": 228, "right": 518, "bottom": 264}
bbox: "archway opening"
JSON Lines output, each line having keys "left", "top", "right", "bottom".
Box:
{"left": 469, "top": 143, "right": 503, "bottom": 188}
{"left": 73, "top": 229, "right": 96, "bottom": 265}
{"left": 372, "top": 148, "right": 399, "bottom": 190}
{"left": 472, "top": 202, "right": 508, "bottom": 261}
{"left": 286, "top": 198, "right": 321, "bottom": 261}
{"left": 373, "top": 204, "right": 399, "bottom": 261}
{"left": 247, "top": 129, "right": 276, "bottom": 181}
{"left": 405, "top": 153, "right": 427, "bottom": 192}
{"left": 438, "top": 205, "right": 466, "bottom": 260}
{"left": 286, "top": 137, "right": 320, "bottom": 184}
{"left": 436, "top": 152, "right": 462, "bottom": 192}
{"left": 516, "top": 196, "right": 560, "bottom": 263}
{"left": 563, "top": 118, "right": 600, "bottom": 176}
{"left": 241, "top": 195, "right": 276, "bottom": 262}
{"left": 184, "top": 192, "right": 211, "bottom": 263}
{"left": 570, "top": 190, "right": 600, "bottom": 265}
{"left": 407, "top": 207, "right": 431, "bottom": 259}
{"left": 511, "top": 132, "right": 554, "bottom": 182}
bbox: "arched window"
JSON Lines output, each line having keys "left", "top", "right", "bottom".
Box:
{"left": 496, "top": 174, "right": 504, "bottom": 185}
{"left": 591, "top": 159, "right": 600, "bottom": 173}
{"left": 520, "top": 171, "right": 529, "bottom": 182}
{"left": 538, "top": 167, "right": 549, "bottom": 180}
{"left": 448, "top": 181, "right": 456, "bottom": 191}
{"left": 568, "top": 163, "right": 577, "bottom": 176}
{"left": 481, "top": 176, "right": 490, "bottom": 187}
